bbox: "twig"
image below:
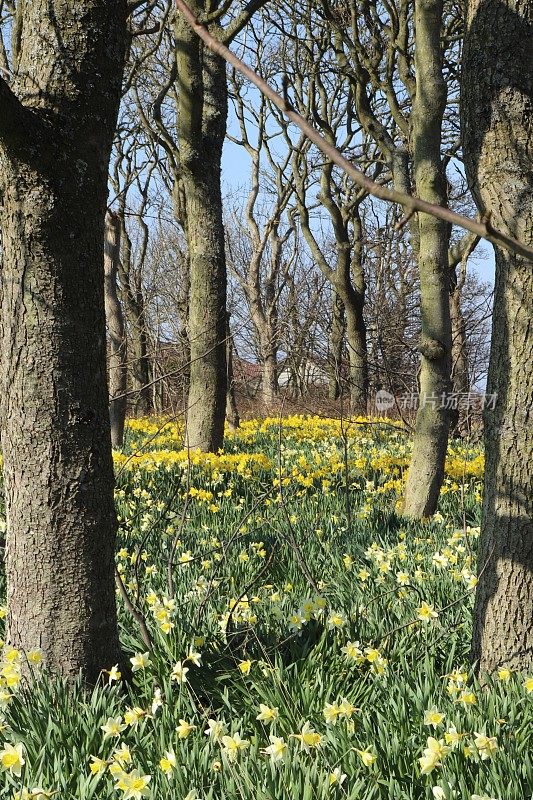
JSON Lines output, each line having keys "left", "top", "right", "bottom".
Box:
{"left": 115, "top": 567, "right": 153, "bottom": 651}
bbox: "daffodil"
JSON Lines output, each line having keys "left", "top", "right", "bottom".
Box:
{"left": 220, "top": 732, "right": 250, "bottom": 762}
{"left": 0, "top": 742, "right": 25, "bottom": 776}
{"left": 424, "top": 709, "right": 445, "bottom": 728}
{"left": 355, "top": 747, "right": 376, "bottom": 767}
{"left": 417, "top": 602, "right": 438, "bottom": 622}
{"left": 473, "top": 732, "right": 498, "bottom": 760}
{"left": 171, "top": 661, "right": 189, "bottom": 684}
{"left": 256, "top": 704, "right": 279, "bottom": 724}
{"left": 159, "top": 750, "right": 176, "bottom": 777}
{"left": 262, "top": 735, "right": 287, "bottom": 762}
{"left": 115, "top": 769, "right": 151, "bottom": 799}
{"left": 323, "top": 702, "right": 341, "bottom": 725}
{"left": 101, "top": 716, "right": 126, "bottom": 739}
{"left": 185, "top": 650, "right": 202, "bottom": 667}
{"left": 124, "top": 707, "right": 145, "bottom": 727}
{"left": 205, "top": 719, "right": 227, "bottom": 741}
{"left": 418, "top": 737, "right": 449, "bottom": 774}
{"left": 329, "top": 767, "right": 347, "bottom": 785}
{"left": 105, "top": 664, "right": 121, "bottom": 684}
{"left": 456, "top": 690, "right": 476, "bottom": 706}
{"left": 26, "top": 649, "right": 42, "bottom": 665}
{"left": 291, "top": 722, "right": 321, "bottom": 752}
{"left": 89, "top": 756, "right": 108, "bottom": 775}
{"left": 176, "top": 719, "right": 197, "bottom": 739}
{"left": 130, "top": 652, "right": 150, "bottom": 672}
{"left": 342, "top": 641, "right": 363, "bottom": 661}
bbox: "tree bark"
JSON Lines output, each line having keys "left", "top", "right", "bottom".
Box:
{"left": 0, "top": 0, "right": 127, "bottom": 682}
{"left": 175, "top": 10, "right": 227, "bottom": 451}
{"left": 462, "top": 0, "right": 533, "bottom": 673}
{"left": 225, "top": 319, "right": 240, "bottom": 431}
{"left": 449, "top": 267, "right": 470, "bottom": 435}
{"left": 346, "top": 210, "right": 369, "bottom": 414}
{"left": 448, "top": 232, "right": 479, "bottom": 435}
{"left": 403, "top": 0, "right": 452, "bottom": 518}
{"left": 328, "top": 289, "right": 345, "bottom": 401}
{"left": 117, "top": 222, "right": 151, "bottom": 416}
{"left": 104, "top": 211, "right": 127, "bottom": 447}
{"left": 261, "top": 346, "right": 278, "bottom": 408}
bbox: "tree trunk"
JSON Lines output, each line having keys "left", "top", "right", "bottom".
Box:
{"left": 403, "top": 0, "right": 452, "bottom": 518}
{"left": 462, "top": 0, "right": 533, "bottom": 673}
{"left": 104, "top": 212, "right": 127, "bottom": 447}
{"left": 225, "top": 319, "right": 240, "bottom": 431}
{"left": 117, "top": 222, "right": 151, "bottom": 416}
{"left": 129, "top": 305, "right": 151, "bottom": 416}
{"left": 0, "top": 1, "right": 127, "bottom": 682}
{"left": 176, "top": 13, "right": 227, "bottom": 452}
{"left": 345, "top": 299, "right": 368, "bottom": 415}
{"left": 449, "top": 272, "right": 470, "bottom": 435}
{"left": 329, "top": 289, "right": 345, "bottom": 400}
{"left": 262, "top": 346, "right": 278, "bottom": 408}
{"left": 346, "top": 210, "right": 368, "bottom": 415}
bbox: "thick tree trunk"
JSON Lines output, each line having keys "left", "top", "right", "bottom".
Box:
{"left": 0, "top": 1, "right": 127, "bottom": 682}
{"left": 403, "top": 0, "right": 452, "bottom": 518}
{"left": 104, "top": 212, "right": 127, "bottom": 447}
{"left": 462, "top": 0, "right": 533, "bottom": 673}
{"left": 328, "top": 289, "right": 345, "bottom": 401}
{"left": 176, "top": 14, "right": 227, "bottom": 452}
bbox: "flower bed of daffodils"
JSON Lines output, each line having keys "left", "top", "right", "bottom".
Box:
{"left": 0, "top": 415, "right": 530, "bottom": 800}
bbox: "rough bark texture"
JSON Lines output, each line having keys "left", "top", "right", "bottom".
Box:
{"left": 104, "top": 211, "right": 127, "bottom": 448}
{"left": 0, "top": 1, "right": 127, "bottom": 681}
{"left": 176, "top": 9, "right": 227, "bottom": 451}
{"left": 462, "top": 0, "right": 533, "bottom": 673}
{"left": 403, "top": 0, "right": 452, "bottom": 517}
{"left": 328, "top": 290, "right": 345, "bottom": 401}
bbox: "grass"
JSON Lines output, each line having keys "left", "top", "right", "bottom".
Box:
{"left": 0, "top": 415, "right": 530, "bottom": 800}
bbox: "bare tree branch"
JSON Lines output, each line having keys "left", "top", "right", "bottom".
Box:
{"left": 222, "top": 0, "right": 270, "bottom": 44}
{"left": 175, "top": 0, "right": 533, "bottom": 261}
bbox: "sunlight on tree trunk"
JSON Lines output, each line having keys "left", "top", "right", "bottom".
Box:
{"left": 462, "top": 0, "right": 533, "bottom": 673}
{"left": 105, "top": 211, "right": 128, "bottom": 448}
{"left": 403, "top": 0, "right": 452, "bottom": 518}
{"left": 175, "top": 12, "right": 227, "bottom": 451}
{"left": 0, "top": 0, "right": 127, "bottom": 682}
